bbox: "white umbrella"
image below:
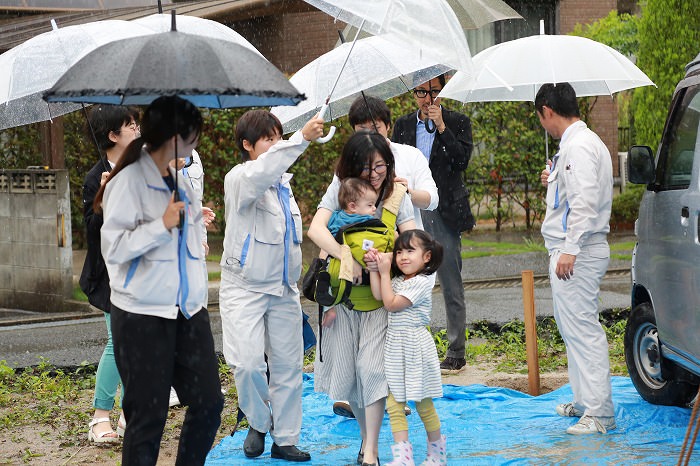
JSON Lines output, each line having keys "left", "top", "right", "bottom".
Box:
{"left": 271, "top": 33, "right": 450, "bottom": 134}
{"left": 133, "top": 13, "right": 264, "bottom": 57}
{"left": 438, "top": 24, "right": 655, "bottom": 158}
{"left": 439, "top": 33, "right": 655, "bottom": 103}
{"left": 0, "top": 19, "right": 154, "bottom": 130}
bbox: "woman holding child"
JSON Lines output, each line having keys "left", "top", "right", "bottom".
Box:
{"left": 308, "top": 131, "right": 416, "bottom": 466}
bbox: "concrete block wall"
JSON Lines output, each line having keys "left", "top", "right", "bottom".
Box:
{"left": 0, "top": 170, "right": 72, "bottom": 312}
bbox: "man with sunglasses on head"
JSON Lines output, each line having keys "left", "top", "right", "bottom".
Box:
{"left": 392, "top": 74, "right": 475, "bottom": 373}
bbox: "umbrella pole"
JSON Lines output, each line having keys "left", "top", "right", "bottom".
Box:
{"left": 315, "top": 20, "right": 366, "bottom": 143}
{"left": 322, "top": 19, "right": 365, "bottom": 118}
{"left": 337, "top": 30, "right": 378, "bottom": 134}
{"left": 80, "top": 104, "right": 110, "bottom": 173}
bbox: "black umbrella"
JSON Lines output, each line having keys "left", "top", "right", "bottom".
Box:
{"left": 43, "top": 15, "right": 304, "bottom": 108}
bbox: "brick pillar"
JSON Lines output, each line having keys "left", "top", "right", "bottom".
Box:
{"left": 558, "top": 0, "right": 620, "bottom": 176}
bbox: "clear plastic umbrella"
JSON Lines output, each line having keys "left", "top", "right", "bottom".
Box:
{"left": 449, "top": 0, "right": 523, "bottom": 30}
{"left": 0, "top": 19, "right": 153, "bottom": 130}
{"left": 271, "top": 33, "right": 450, "bottom": 134}
{"left": 133, "top": 13, "right": 264, "bottom": 57}
{"left": 341, "top": 0, "right": 522, "bottom": 38}
{"left": 304, "top": 0, "right": 473, "bottom": 73}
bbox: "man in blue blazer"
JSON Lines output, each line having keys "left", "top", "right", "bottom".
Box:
{"left": 392, "top": 74, "right": 475, "bottom": 372}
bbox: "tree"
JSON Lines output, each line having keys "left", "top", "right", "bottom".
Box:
{"left": 634, "top": 0, "right": 700, "bottom": 149}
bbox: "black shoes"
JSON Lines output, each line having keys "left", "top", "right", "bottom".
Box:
{"left": 333, "top": 400, "right": 356, "bottom": 418}
{"left": 271, "top": 443, "right": 311, "bottom": 462}
{"left": 243, "top": 428, "right": 266, "bottom": 458}
{"left": 440, "top": 356, "right": 467, "bottom": 372}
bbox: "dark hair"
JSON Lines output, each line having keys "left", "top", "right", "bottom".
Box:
{"left": 436, "top": 73, "right": 447, "bottom": 88}
{"left": 87, "top": 104, "right": 140, "bottom": 151}
{"left": 534, "top": 83, "right": 580, "bottom": 118}
{"left": 93, "top": 96, "right": 202, "bottom": 212}
{"left": 336, "top": 131, "right": 395, "bottom": 201}
{"left": 338, "top": 177, "right": 376, "bottom": 210}
{"left": 235, "top": 109, "right": 283, "bottom": 161}
{"left": 391, "top": 229, "right": 443, "bottom": 276}
{"left": 348, "top": 95, "right": 391, "bottom": 129}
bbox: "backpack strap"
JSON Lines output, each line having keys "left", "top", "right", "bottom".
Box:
{"left": 380, "top": 182, "right": 407, "bottom": 230}
{"left": 338, "top": 244, "right": 354, "bottom": 282}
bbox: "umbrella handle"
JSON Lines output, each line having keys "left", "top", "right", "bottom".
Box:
{"left": 424, "top": 117, "right": 436, "bottom": 133}
{"left": 315, "top": 103, "right": 336, "bottom": 144}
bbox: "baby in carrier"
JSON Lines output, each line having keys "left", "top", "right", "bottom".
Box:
{"left": 319, "top": 177, "right": 403, "bottom": 310}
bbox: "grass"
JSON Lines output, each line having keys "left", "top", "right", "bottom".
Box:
{"left": 433, "top": 310, "right": 630, "bottom": 376}
{"left": 461, "top": 237, "right": 546, "bottom": 259}
{"left": 0, "top": 356, "right": 241, "bottom": 460}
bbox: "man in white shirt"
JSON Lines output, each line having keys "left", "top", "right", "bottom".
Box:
{"left": 348, "top": 95, "right": 439, "bottom": 229}
{"left": 537, "top": 82, "right": 615, "bottom": 435}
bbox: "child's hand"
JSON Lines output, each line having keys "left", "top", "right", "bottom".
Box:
{"left": 301, "top": 115, "right": 325, "bottom": 142}
{"left": 377, "top": 252, "right": 392, "bottom": 275}
{"left": 322, "top": 308, "right": 337, "bottom": 328}
{"left": 363, "top": 248, "right": 379, "bottom": 271}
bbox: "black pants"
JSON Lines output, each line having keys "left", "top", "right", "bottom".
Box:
{"left": 111, "top": 305, "right": 223, "bottom": 466}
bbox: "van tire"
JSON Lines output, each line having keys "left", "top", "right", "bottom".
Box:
{"left": 624, "top": 302, "right": 698, "bottom": 406}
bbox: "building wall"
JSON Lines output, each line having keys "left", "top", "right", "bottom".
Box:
{"left": 559, "top": 0, "right": 622, "bottom": 177}
{"left": 233, "top": 10, "right": 342, "bottom": 75}
{"left": 0, "top": 170, "right": 72, "bottom": 312}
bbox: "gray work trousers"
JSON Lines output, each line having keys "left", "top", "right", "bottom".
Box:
{"left": 421, "top": 209, "right": 466, "bottom": 358}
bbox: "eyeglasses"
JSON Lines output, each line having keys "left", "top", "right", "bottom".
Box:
{"left": 360, "top": 163, "right": 388, "bottom": 177}
{"left": 120, "top": 121, "right": 140, "bottom": 133}
{"left": 413, "top": 89, "right": 441, "bottom": 98}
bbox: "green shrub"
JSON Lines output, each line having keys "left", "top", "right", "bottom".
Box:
{"left": 611, "top": 183, "right": 645, "bottom": 224}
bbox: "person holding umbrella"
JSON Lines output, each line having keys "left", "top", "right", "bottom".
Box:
{"left": 80, "top": 104, "right": 139, "bottom": 443}
{"left": 219, "top": 109, "right": 324, "bottom": 462}
{"left": 392, "top": 74, "right": 475, "bottom": 373}
{"left": 536, "top": 82, "right": 616, "bottom": 435}
{"left": 94, "top": 96, "right": 224, "bottom": 465}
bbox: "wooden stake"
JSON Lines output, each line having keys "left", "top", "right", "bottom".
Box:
{"left": 522, "top": 270, "right": 540, "bottom": 396}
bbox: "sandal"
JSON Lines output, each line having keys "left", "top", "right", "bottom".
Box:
{"left": 88, "top": 417, "right": 120, "bottom": 444}
{"left": 116, "top": 413, "right": 126, "bottom": 437}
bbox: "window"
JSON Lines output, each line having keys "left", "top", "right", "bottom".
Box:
{"left": 657, "top": 87, "right": 700, "bottom": 190}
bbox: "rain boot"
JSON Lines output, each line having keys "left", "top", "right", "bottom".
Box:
{"left": 386, "top": 440, "right": 414, "bottom": 466}
{"left": 420, "top": 435, "right": 446, "bottom": 466}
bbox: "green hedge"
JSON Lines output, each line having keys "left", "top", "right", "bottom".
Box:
{"left": 1, "top": 92, "right": 579, "bottom": 246}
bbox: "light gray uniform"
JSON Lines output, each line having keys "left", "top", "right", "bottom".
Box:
{"left": 219, "top": 131, "right": 308, "bottom": 445}
{"left": 542, "top": 120, "right": 614, "bottom": 418}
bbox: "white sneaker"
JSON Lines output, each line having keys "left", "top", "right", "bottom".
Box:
{"left": 556, "top": 402, "right": 583, "bottom": 417}
{"left": 169, "top": 387, "right": 180, "bottom": 407}
{"left": 566, "top": 414, "right": 616, "bottom": 435}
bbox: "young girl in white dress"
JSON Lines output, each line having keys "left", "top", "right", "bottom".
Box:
{"left": 364, "top": 229, "right": 446, "bottom": 466}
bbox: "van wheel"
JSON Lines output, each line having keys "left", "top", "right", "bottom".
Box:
{"left": 624, "top": 302, "right": 697, "bottom": 406}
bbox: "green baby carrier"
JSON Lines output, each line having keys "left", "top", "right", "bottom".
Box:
{"left": 325, "top": 183, "right": 406, "bottom": 311}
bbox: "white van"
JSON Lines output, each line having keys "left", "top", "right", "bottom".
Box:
{"left": 626, "top": 52, "right": 700, "bottom": 406}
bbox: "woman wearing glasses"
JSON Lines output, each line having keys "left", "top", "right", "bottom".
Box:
{"left": 80, "top": 104, "right": 139, "bottom": 444}
{"left": 308, "top": 131, "right": 416, "bottom": 466}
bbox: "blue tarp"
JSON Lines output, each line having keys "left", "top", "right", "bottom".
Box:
{"left": 207, "top": 375, "right": 692, "bottom": 465}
